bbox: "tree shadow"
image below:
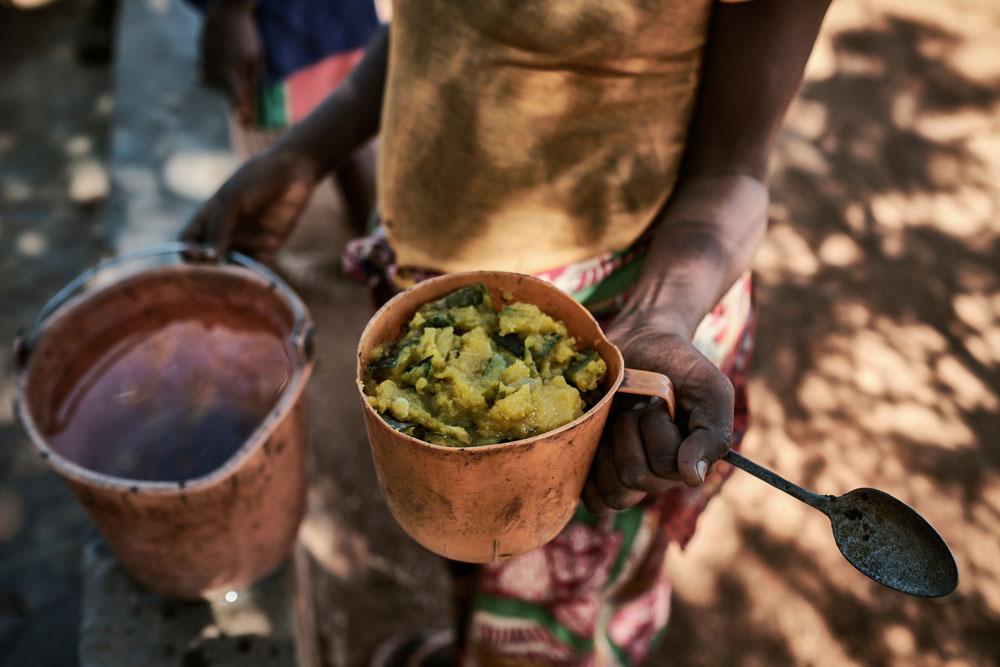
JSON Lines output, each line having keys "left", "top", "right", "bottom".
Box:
{"left": 661, "top": 11, "right": 1000, "bottom": 666}
{"left": 733, "top": 522, "right": 1000, "bottom": 666}
{"left": 659, "top": 571, "right": 798, "bottom": 666}
{"left": 761, "top": 11, "right": 1000, "bottom": 495}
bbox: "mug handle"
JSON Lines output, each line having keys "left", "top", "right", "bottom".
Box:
{"left": 619, "top": 369, "right": 676, "bottom": 420}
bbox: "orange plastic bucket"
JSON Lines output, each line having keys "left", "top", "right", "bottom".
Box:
{"left": 14, "top": 243, "right": 315, "bottom": 599}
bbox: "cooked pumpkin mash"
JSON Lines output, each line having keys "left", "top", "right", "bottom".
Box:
{"left": 363, "top": 283, "right": 608, "bottom": 446}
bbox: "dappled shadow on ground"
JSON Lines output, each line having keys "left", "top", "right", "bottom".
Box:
{"left": 659, "top": 4, "right": 1000, "bottom": 666}
{"left": 0, "top": 2, "right": 113, "bottom": 664}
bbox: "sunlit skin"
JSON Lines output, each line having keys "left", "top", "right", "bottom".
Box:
{"left": 182, "top": 0, "right": 832, "bottom": 511}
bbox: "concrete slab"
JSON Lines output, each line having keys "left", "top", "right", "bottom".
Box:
{"left": 80, "top": 539, "right": 297, "bottom": 667}
{"left": 104, "top": 0, "right": 236, "bottom": 253}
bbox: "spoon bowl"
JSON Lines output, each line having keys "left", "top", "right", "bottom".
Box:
{"left": 829, "top": 488, "right": 958, "bottom": 597}
{"left": 723, "top": 451, "right": 958, "bottom": 597}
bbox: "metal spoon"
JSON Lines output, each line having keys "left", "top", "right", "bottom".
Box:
{"left": 723, "top": 450, "right": 958, "bottom": 597}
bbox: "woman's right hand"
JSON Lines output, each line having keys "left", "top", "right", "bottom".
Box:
{"left": 181, "top": 144, "right": 322, "bottom": 261}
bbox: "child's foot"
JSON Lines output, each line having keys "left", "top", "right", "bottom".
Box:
{"left": 369, "top": 629, "right": 456, "bottom": 667}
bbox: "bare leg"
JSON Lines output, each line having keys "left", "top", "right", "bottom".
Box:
{"left": 446, "top": 559, "right": 480, "bottom": 658}
{"left": 334, "top": 140, "right": 377, "bottom": 236}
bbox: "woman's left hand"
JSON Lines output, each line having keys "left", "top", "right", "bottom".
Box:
{"left": 582, "top": 317, "right": 735, "bottom": 514}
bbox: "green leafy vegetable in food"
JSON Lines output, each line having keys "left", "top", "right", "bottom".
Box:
{"left": 363, "top": 283, "right": 608, "bottom": 447}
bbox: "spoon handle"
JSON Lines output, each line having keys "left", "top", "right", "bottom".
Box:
{"left": 723, "top": 450, "right": 833, "bottom": 513}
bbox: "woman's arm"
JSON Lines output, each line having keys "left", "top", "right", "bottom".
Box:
{"left": 283, "top": 25, "right": 389, "bottom": 173}
{"left": 588, "top": 0, "right": 832, "bottom": 512}
{"left": 628, "top": 0, "right": 832, "bottom": 337}
{"left": 181, "top": 26, "right": 388, "bottom": 258}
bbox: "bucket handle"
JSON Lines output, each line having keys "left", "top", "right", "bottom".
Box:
{"left": 13, "top": 242, "right": 314, "bottom": 370}
{"left": 618, "top": 368, "right": 677, "bottom": 420}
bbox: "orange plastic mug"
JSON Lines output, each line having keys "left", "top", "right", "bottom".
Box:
{"left": 356, "top": 271, "right": 675, "bottom": 563}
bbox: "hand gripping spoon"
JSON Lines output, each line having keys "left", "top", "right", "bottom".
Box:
{"left": 723, "top": 451, "right": 958, "bottom": 597}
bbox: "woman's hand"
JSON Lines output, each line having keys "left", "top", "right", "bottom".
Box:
{"left": 184, "top": 25, "right": 390, "bottom": 260}
{"left": 200, "top": 0, "right": 262, "bottom": 125}
{"left": 180, "top": 143, "right": 321, "bottom": 261}
{"left": 579, "top": 174, "right": 766, "bottom": 514}
{"left": 583, "top": 319, "right": 734, "bottom": 514}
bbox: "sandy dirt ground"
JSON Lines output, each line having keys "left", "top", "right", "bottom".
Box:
{"left": 1, "top": 0, "right": 998, "bottom": 666}
{"left": 295, "top": 1, "right": 1000, "bottom": 664}
{"left": 657, "top": 2, "right": 1000, "bottom": 664}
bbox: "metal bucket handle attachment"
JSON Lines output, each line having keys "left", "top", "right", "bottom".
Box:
{"left": 12, "top": 242, "right": 315, "bottom": 371}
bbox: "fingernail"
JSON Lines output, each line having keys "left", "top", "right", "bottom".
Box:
{"left": 696, "top": 460, "right": 708, "bottom": 483}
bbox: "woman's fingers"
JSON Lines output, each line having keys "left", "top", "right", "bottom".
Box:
{"left": 638, "top": 400, "right": 684, "bottom": 482}
{"left": 611, "top": 406, "right": 681, "bottom": 493}
{"left": 596, "top": 438, "right": 646, "bottom": 511}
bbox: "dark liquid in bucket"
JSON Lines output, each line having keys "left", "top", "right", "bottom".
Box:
{"left": 47, "top": 308, "right": 293, "bottom": 482}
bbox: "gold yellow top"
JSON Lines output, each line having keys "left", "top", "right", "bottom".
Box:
{"left": 378, "top": 0, "right": 732, "bottom": 273}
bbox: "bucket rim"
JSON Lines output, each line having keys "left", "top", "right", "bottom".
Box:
{"left": 354, "top": 270, "right": 627, "bottom": 454}
{"left": 14, "top": 255, "right": 315, "bottom": 495}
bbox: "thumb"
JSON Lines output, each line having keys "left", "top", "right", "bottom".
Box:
{"left": 676, "top": 366, "right": 734, "bottom": 486}
{"left": 182, "top": 196, "right": 240, "bottom": 259}
{"left": 676, "top": 427, "right": 730, "bottom": 487}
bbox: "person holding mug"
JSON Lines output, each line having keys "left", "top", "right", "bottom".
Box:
{"left": 184, "top": 1, "right": 831, "bottom": 663}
